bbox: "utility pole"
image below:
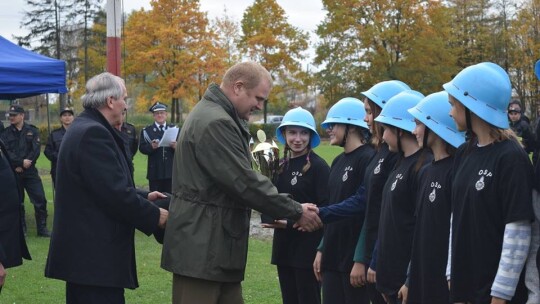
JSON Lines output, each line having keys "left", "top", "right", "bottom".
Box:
{"left": 106, "top": 0, "right": 122, "bottom": 76}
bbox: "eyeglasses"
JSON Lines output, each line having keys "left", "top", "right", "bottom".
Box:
{"left": 326, "top": 123, "right": 335, "bottom": 131}
{"left": 8, "top": 113, "right": 19, "bottom": 117}
{"left": 508, "top": 111, "right": 520, "bottom": 115}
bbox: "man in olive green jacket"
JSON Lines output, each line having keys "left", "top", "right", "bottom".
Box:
{"left": 161, "top": 62, "right": 322, "bottom": 304}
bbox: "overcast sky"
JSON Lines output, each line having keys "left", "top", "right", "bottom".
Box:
{"left": 0, "top": 0, "right": 326, "bottom": 63}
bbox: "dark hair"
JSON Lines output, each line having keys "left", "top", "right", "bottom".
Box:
{"left": 367, "top": 98, "right": 384, "bottom": 149}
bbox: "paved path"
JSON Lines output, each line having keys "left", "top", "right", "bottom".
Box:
{"left": 249, "top": 211, "right": 274, "bottom": 240}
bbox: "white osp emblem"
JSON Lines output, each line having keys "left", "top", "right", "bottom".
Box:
{"left": 291, "top": 175, "right": 297, "bottom": 186}
{"left": 429, "top": 188, "right": 436, "bottom": 202}
{"left": 374, "top": 158, "right": 383, "bottom": 174}
{"left": 475, "top": 176, "right": 485, "bottom": 191}
{"left": 342, "top": 171, "right": 348, "bottom": 182}
{"left": 391, "top": 174, "right": 403, "bottom": 191}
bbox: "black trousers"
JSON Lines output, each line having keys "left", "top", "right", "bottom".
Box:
{"left": 149, "top": 178, "right": 171, "bottom": 193}
{"left": 322, "top": 270, "right": 368, "bottom": 304}
{"left": 367, "top": 282, "right": 386, "bottom": 304}
{"left": 277, "top": 265, "right": 321, "bottom": 304}
{"left": 16, "top": 169, "right": 47, "bottom": 213}
{"left": 383, "top": 292, "right": 402, "bottom": 304}
{"left": 66, "top": 282, "right": 125, "bottom": 304}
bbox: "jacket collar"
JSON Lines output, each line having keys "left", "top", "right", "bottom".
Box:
{"left": 204, "top": 83, "right": 250, "bottom": 136}
{"left": 80, "top": 108, "right": 127, "bottom": 152}
{"left": 80, "top": 108, "right": 134, "bottom": 185}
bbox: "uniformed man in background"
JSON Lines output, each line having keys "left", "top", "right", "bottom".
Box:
{"left": 44, "top": 107, "right": 74, "bottom": 187}
{"left": 114, "top": 109, "right": 138, "bottom": 178}
{"left": 139, "top": 102, "right": 176, "bottom": 193}
{"left": 0, "top": 104, "right": 51, "bottom": 237}
{"left": 119, "top": 111, "right": 138, "bottom": 162}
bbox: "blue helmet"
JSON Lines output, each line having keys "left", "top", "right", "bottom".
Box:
{"left": 443, "top": 62, "right": 511, "bottom": 129}
{"left": 374, "top": 90, "right": 425, "bottom": 132}
{"left": 536, "top": 59, "right": 540, "bottom": 81}
{"left": 321, "top": 97, "right": 368, "bottom": 129}
{"left": 408, "top": 91, "right": 465, "bottom": 148}
{"left": 361, "top": 80, "right": 411, "bottom": 109}
{"left": 276, "top": 107, "right": 321, "bottom": 148}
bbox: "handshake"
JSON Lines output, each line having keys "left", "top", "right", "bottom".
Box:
{"left": 295, "top": 203, "right": 322, "bottom": 232}
{"left": 262, "top": 203, "right": 322, "bottom": 232}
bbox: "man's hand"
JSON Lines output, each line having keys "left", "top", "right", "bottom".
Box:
{"left": 158, "top": 208, "right": 168, "bottom": 228}
{"left": 15, "top": 167, "right": 23, "bottom": 173}
{"left": 398, "top": 284, "right": 408, "bottom": 304}
{"left": 22, "top": 159, "right": 32, "bottom": 169}
{"left": 147, "top": 191, "right": 167, "bottom": 201}
{"left": 350, "top": 262, "right": 366, "bottom": 287}
{"left": 169, "top": 141, "right": 176, "bottom": 149}
{"left": 294, "top": 203, "right": 322, "bottom": 232}
{"left": 313, "top": 251, "right": 323, "bottom": 282}
{"left": 0, "top": 262, "right": 6, "bottom": 287}
{"left": 151, "top": 140, "right": 159, "bottom": 149}
{"left": 367, "top": 267, "right": 376, "bottom": 283}
{"left": 261, "top": 220, "right": 287, "bottom": 229}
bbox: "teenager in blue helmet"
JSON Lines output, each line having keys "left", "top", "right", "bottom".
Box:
{"left": 312, "top": 80, "right": 410, "bottom": 304}
{"left": 444, "top": 62, "right": 533, "bottom": 304}
{"left": 261, "top": 107, "right": 330, "bottom": 304}
{"left": 395, "top": 91, "right": 465, "bottom": 304}
{"left": 314, "top": 97, "right": 375, "bottom": 304}
{"left": 372, "top": 89, "right": 430, "bottom": 304}
{"left": 354, "top": 80, "right": 410, "bottom": 303}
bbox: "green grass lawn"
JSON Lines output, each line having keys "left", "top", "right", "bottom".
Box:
{"left": 1, "top": 141, "right": 340, "bottom": 303}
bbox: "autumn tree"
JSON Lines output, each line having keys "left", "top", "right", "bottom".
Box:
{"left": 73, "top": 9, "right": 107, "bottom": 103}
{"left": 239, "top": 0, "right": 309, "bottom": 117}
{"left": 124, "top": 0, "right": 226, "bottom": 122}
{"left": 315, "top": 0, "right": 456, "bottom": 103}
{"left": 17, "top": 0, "right": 102, "bottom": 108}
{"left": 507, "top": 0, "right": 540, "bottom": 119}
{"left": 447, "top": 0, "right": 495, "bottom": 68}
{"left": 313, "top": 0, "right": 361, "bottom": 104}
{"left": 392, "top": 1, "right": 458, "bottom": 92}
{"left": 211, "top": 8, "right": 241, "bottom": 67}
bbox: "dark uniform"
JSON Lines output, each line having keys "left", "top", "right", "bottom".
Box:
{"left": 44, "top": 127, "right": 67, "bottom": 187}
{"left": 139, "top": 102, "right": 176, "bottom": 193}
{"left": 44, "top": 108, "right": 74, "bottom": 186}
{"left": 115, "top": 122, "right": 138, "bottom": 178}
{"left": 509, "top": 118, "right": 534, "bottom": 153}
{"left": 120, "top": 122, "right": 138, "bottom": 160}
{"left": 0, "top": 105, "right": 50, "bottom": 237}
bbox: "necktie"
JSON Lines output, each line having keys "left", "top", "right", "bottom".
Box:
{"left": 159, "top": 125, "right": 164, "bottom": 133}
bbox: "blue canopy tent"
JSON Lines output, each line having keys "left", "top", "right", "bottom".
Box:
{"left": 0, "top": 35, "right": 67, "bottom": 156}
{"left": 0, "top": 35, "right": 67, "bottom": 100}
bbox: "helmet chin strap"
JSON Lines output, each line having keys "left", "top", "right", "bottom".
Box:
{"left": 340, "top": 125, "right": 350, "bottom": 148}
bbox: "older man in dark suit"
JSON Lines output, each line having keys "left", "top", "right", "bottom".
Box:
{"left": 45, "top": 72, "right": 168, "bottom": 304}
{"left": 0, "top": 138, "right": 31, "bottom": 294}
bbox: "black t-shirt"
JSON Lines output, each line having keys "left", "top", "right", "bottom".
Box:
{"left": 407, "top": 156, "right": 453, "bottom": 304}
{"left": 376, "top": 149, "right": 431, "bottom": 295}
{"left": 450, "top": 140, "right": 534, "bottom": 303}
{"left": 271, "top": 152, "right": 330, "bottom": 269}
{"left": 362, "top": 143, "right": 398, "bottom": 264}
{"left": 321, "top": 144, "right": 375, "bottom": 272}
